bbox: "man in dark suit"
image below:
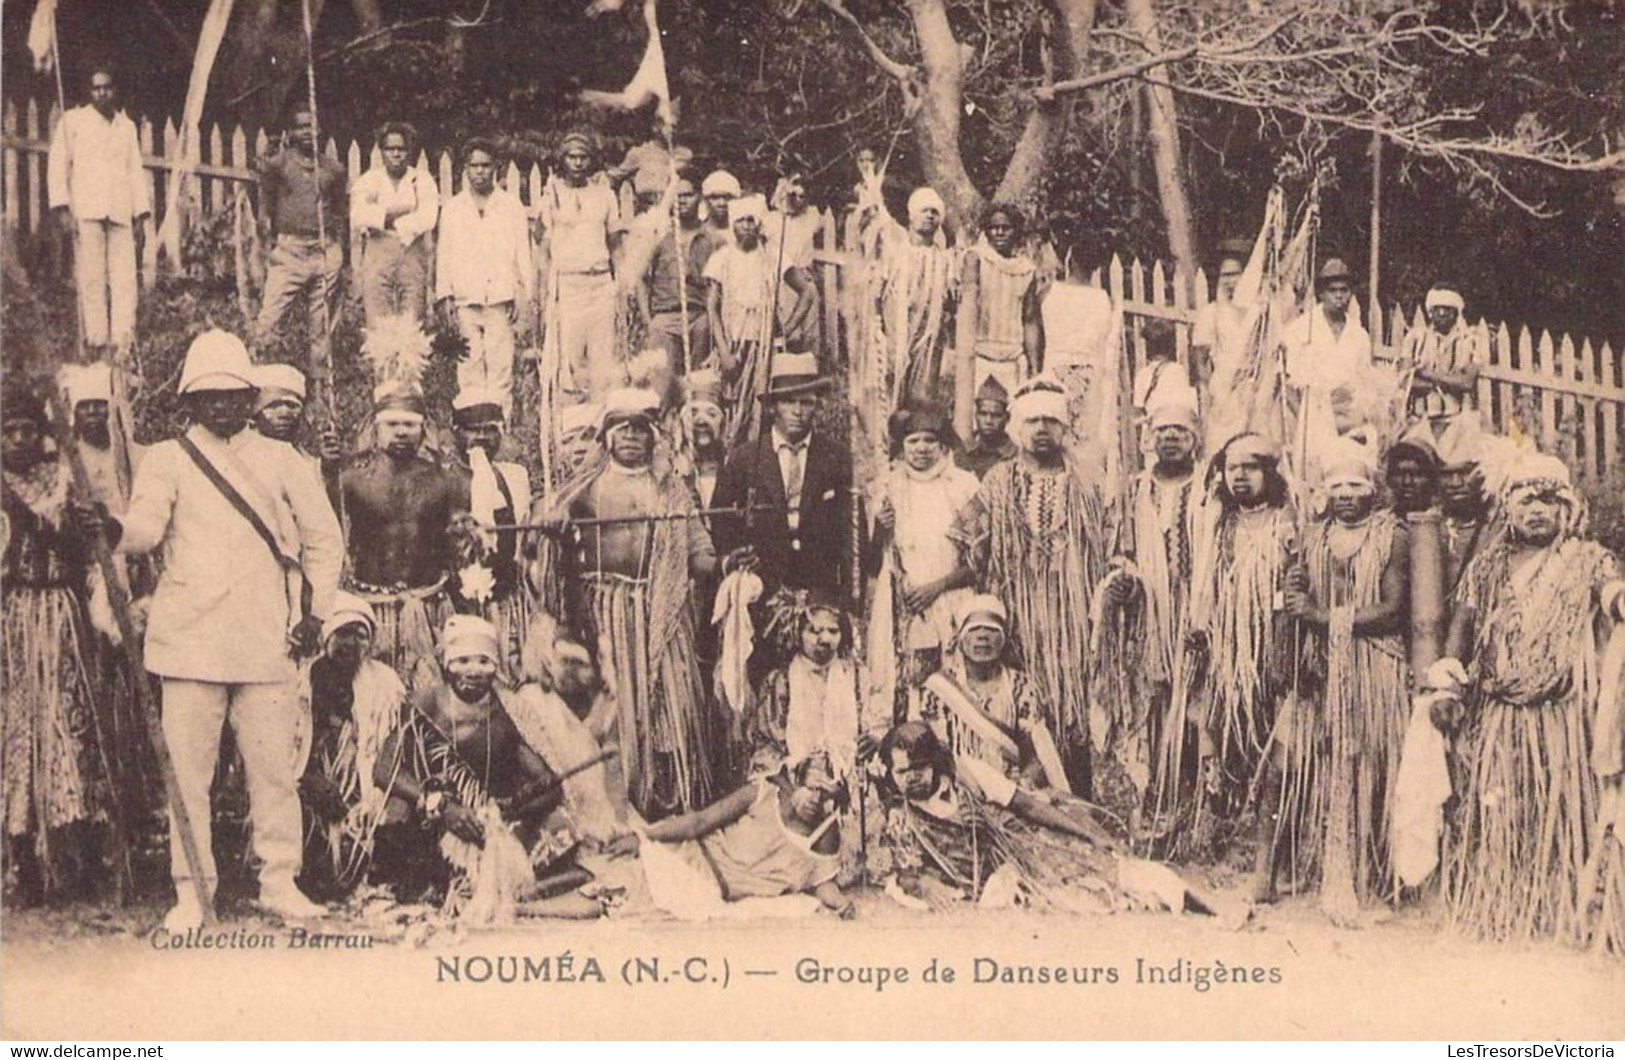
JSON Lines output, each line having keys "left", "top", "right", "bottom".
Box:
{"left": 711, "top": 352, "right": 854, "bottom": 604}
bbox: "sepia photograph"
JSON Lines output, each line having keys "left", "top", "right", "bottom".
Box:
{"left": 0, "top": 0, "right": 1622, "bottom": 1042}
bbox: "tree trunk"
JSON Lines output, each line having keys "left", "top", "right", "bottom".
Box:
{"left": 992, "top": 0, "right": 1099, "bottom": 215}
{"left": 904, "top": 0, "right": 981, "bottom": 230}
{"left": 1125, "top": 0, "right": 1197, "bottom": 298}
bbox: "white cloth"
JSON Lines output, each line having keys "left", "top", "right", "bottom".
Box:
{"left": 162, "top": 678, "right": 301, "bottom": 897}
{"left": 871, "top": 459, "right": 979, "bottom": 651}
{"left": 711, "top": 568, "right": 763, "bottom": 717}
{"left": 1392, "top": 692, "right": 1453, "bottom": 887}
{"left": 116, "top": 427, "right": 343, "bottom": 682}
{"left": 72, "top": 219, "right": 137, "bottom": 346}
{"left": 47, "top": 105, "right": 149, "bottom": 223}
{"left": 350, "top": 166, "right": 439, "bottom": 247}
{"left": 435, "top": 187, "right": 533, "bottom": 307}
{"left": 455, "top": 304, "right": 517, "bottom": 414}
{"left": 784, "top": 656, "right": 860, "bottom": 777}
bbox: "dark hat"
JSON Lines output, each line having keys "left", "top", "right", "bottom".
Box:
{"left": 1316, "top": 258, "right": 1355, "bottom": 289}
{"left": 1216, "top": 237, "right": 1252, "bottom": 260}
{"left": 759, "top": 351, "right": 831, "bottom": 401}
{"left": 974, "top": 375, "right": 1011, "bottom": 407}
{"left": 887, "top": 404, "right": 957, "bottom": 449}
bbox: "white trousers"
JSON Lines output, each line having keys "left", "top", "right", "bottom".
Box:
{"left": 75, "top": 219, "right": 137, "bottom": 347}
{"left": 161, "top": 678, "right": 301, "bottom": 901}
{"left": 456, "top": 303, "right": 516, "bottom": 416}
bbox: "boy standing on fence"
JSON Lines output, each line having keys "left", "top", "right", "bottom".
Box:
{"left": 47, "top": 67, "right": 149, "bottom": 354}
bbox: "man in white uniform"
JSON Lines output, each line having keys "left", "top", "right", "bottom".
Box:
{"left": 85, "top": 331, "right": 344, "bottom": 930}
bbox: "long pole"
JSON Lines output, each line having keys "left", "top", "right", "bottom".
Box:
{"left": 46, "top": 390, "right": 217, "bottom": 923}
{"left": 1368, "top": 131, "right": 1382, "bottom": 331}
{"left": 299, "top": 0, "right": 339, "bottom": 428}
{"left": 661, "top": 126, "right": 691, "bottom": 376}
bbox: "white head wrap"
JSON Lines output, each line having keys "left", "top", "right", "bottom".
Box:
{"left": 58, "top": 363, "right": 114, "bottom": 406}
{"left": 322, "top": 592, "right": 377, "bottom": 645}
{"left": 440, "top": 614, "right": 500, "bottom": 664}
{"left": 1424, "top": 286, "right": 1465, "bottom": 314}
{"left": 701, "top": 170, "right": 741, "bottom": 198}
{"left": 1008, "top": 384, "right": 1070, "bottom": 440}
{"left": 731, "top": 194, "right": 768, "bottom": 226}
{"left": 907, "top": 187, "right": 945, "bottom": 219}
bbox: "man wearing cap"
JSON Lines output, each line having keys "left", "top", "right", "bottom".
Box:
{"left": 47, "top": 67, "right": 149, "bottom": 352}
{"left": 870, "top": 185, "right": 958, "bottom": 407}
{"left": 293, "top": 592, "right": 406, "bottom": 900}
{"left": 867, "top": 404, "right": 979, "bottom": 719}
{"left": 58, "top": 362, "right": 144, "bottom": 518}
{"left": 704, "top": 194, "right": 819, "bottom": 446}
{"left": 700, "top": 170, "right": 741, "bottom": 245}
{"left": 1429, "top": 451, "right": 1625, "bottom": 947}
{"left": 351, "top": 122, "right": 440, "bottom": 325}
{"left": 1185, "top": 432, "right": 1297, "bottom": 864}
{"left": 640, "top": 174, "right": 716, "bottom": 379}
{"left": 81, "top": 329, "right": 344, "bottom": 929}
{"left": 956, "top": 375, "right": 1017, "bottom": 479}
{"left": 249, "top": 363, "right": 345, "bottom": 504}
{"left": 1274, "top": 435, "right": 1411, "bottom": 921}
{"left": 712, "top": 352, "right": 855, "bottom": 604}
{"left": 435, "top": 138, "right": 534, "bottom": 418}
{"left": 1281, "top": 258, "right": 1372, "bottom": 391}
{"left": 339, "top": 381, "right": 469, "bottom": 680}
{"left": 1115, "top": 389, "right": 1208, "bottom": 839}
{"left": 534, "top": 388, "right": 725, "bottom": 819}
{"left": 447, "top": 387, "right": 531, "bottom": 676}
{"left": 538, "top": 130, "right": 627, "bottom": 397}
{"left": 948, "top": 377, "right": 1111, "bottom": 797}
{"left": 370, "top": 614, "right": 580, "bottom": 907}
{"left": 1398, "top": 281, "right": 1482, "bottom": 446}
{"left": 255, "top": 106, "right": 348, "bottom": 358}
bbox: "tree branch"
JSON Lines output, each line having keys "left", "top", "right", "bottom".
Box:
{"left": 1034, "top": 9, "right": 1301, "bottom": 101}
{"left": 811, "top": 0, "right": 916, "bottom": 83}
{"left": 223, "top": 0, "right": 497, "bottom": 107}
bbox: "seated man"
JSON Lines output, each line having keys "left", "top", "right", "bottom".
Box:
{"left": 294, "top": 593, "right": 406, "bottom": 901}
{"left": 370, "top": 615, "right": 598, "bottom": 918}
{"left": 876, "top": 722, "right": 1224, "bottom": 917}
{"left": 911, "top": 595, "right": 1067, "bottom": 790}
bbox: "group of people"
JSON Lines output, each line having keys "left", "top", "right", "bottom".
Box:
{"left": 6, "top": 68, "right": 1622, "bottom": 952}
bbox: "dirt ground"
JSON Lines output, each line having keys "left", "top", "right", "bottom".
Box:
{"left": 3, "top": 883, "right": 1622, "bottom": 1041}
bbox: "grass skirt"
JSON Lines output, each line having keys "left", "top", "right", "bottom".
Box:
{"left": 2, "top": 587, "right": 101, "bottom": 881}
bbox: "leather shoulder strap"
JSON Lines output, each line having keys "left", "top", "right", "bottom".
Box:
{"left": 176, "top": 435, "right": 296, "bottom": 571}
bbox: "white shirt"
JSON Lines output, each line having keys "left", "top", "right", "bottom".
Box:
{"left": 47, "top": 105, "right": 150, "bottom": 224}
{"left": 1281, "top": 304, "right": 1372, "bottom": 389}
{"left": 116, "top": 426, "right": 343, "bottom": 683}
{"left": 773, "top": 428, "right": 808, "bottom": 532}
{"left": 351, "top": 166, "right": 440, "bottom": 247}
{"left": 435, "top": 187, "right": 533, "bottom": 307}
{"left": 537, "top": 179, "right": 623, "bottom": 275}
